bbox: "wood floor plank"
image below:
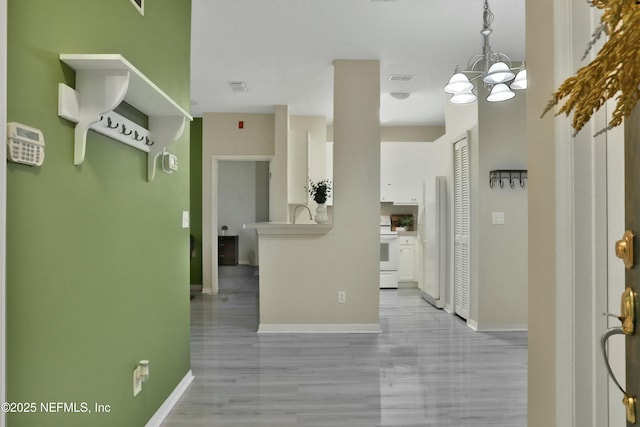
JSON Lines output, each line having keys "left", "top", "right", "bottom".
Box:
{"left": 161, "top": 265, "right": 527, "bottom": 426}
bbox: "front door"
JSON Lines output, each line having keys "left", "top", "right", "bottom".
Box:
{"left": 622, "top": 106, "right": 640, "bottom": 426}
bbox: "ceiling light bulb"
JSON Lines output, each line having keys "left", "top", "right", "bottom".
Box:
{"left": 444, "top": 72, "right": 474, "bottom": 94}
{"left": 483, "top": 62, "right": 515, "bottom": 84}
{"left": 450, "top": 90, "right": 477, "bottom": 104}
{"left": 487, "top": 83, "right": 515, "bottom": 102}
{"left": 510, "top": 69, "right": 527, "bottom": 90}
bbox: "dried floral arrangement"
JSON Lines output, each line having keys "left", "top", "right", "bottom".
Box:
{"left": 307, "top": 179, "right": 332, "bottom": 204}
{"left": 541, "top": 0, "right": 640, "bottom": 135}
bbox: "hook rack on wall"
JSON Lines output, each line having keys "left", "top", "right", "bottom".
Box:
{"left": 489, "top": 169, "right": 527, "bottom": 189}
{"left": 57, "top": 54, "right": 192, "bottom": 181}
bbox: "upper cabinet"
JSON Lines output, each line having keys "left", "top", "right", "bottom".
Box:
{"left": 381, "top": 142, "right": 430, "bottom": 204}
{"left": 58, "top": 54, "right": 193, "bottom": 181}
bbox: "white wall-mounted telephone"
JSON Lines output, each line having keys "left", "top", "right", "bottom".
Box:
{"left": 7, "top": 122, "right": 45, "bottom": 166}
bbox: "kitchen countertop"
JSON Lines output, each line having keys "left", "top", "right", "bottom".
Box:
{"left": 243, "top": 222, "right": 333, "bottom": 235}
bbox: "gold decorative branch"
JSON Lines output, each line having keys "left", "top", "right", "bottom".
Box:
{"left": 542, "top": 0, "right": 640, "bottom": 135}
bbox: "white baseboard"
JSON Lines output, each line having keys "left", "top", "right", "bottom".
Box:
{"left": 467, "top": 320, "right": 528, "bottom": 332}
{"left": 145, "top": 370, "right": 194, "bottom": 427}
{"left": 201, "top": 286, "right": 214, "bottom": 295}
{"left": 419, "top": 290, "right": 444, "bottom": 309}
{"left": 257, "top": 323, "right": 381, "bottom": 334}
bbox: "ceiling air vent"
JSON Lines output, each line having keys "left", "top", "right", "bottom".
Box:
{"left": 388, "top": 74, "right": 415, "bottom": 82}
{"left": 228, "top": 81, "right": 248, "bottom": 92}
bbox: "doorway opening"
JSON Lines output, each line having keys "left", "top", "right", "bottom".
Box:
{"left": 217, "top": 160, "right": 270, "bottom": 267}
{"left": 209, "top": 156, "right": 272, "bottom": 295}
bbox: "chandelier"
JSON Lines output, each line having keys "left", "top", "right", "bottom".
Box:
{"left": 444, "top": 0, "right": 527, "bottom": 104}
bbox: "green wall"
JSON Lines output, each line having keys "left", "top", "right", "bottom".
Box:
{"left": 7, "top": 1, "right": 192, "bottom": 426}
{"left": 190, "top": 118, "right": 203, "bottom": 285}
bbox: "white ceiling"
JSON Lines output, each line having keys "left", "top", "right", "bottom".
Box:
{"left": 190, "top": 0, "right": 525, "bottom": 126}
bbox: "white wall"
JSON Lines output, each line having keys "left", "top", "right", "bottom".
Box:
{"left": 434, "top": 85, "right": 528, "bottom": 331}
{"left": 475, "top": 89, "right": 528, "bottom": 330}
{"left": 435, "top": 101, "right": 477, "bottom": 312}
{"left": 202, "top": 113, "right": 275, "bottom": 293}
{"left": 258, "top": 60, "right": 381, "bottom": 329}
{"left": 289, "top": 115, "right": 328, "bottom": 223}
{"left": 202, "top": 112, "right": 329, "bottom": 291}
{"left": 526, "top": 0, "right": 556, "bottom": 423}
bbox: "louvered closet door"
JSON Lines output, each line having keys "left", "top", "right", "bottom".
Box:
{"left": 453, "top": 136, "right": 470, "bottom": 319}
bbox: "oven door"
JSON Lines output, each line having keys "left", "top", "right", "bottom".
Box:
{"left": 380, "top": 234, "right": 398, "bottom": 271}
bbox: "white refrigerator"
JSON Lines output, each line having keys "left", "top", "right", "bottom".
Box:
{"left": 421, "top": 176, "right": 447, "bottom": 308}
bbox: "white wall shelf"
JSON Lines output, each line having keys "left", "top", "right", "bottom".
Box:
{"left": 57, "top": 54, "right": 192, "bottom": 181}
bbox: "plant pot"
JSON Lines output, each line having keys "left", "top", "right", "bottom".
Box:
{"left": 314, "top": 203, "right": 329, "bottom": 224}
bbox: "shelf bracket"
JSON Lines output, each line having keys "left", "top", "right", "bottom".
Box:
{"left": 59, "top": 71, "right": 130, "bottom": 165}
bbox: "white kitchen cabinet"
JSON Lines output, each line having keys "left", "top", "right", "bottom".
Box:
{"left": 380, "top": 142, "right": 431, "bottom": 204}
{"left": 398, "top": 236, "right": 417, "bottom": 282}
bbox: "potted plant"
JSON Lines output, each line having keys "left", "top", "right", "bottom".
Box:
{"left": 397, "top": 216, "right": 413, "bottom": 231}
{"left": 307, "top": 179, "right": 332, "bottom": 224}
{"left": 308, "top": 179, "right": 332, "bottom": 204}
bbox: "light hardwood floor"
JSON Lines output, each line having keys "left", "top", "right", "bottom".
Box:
{"left": 162, "top": 266, "right": 527, "bottom": 426}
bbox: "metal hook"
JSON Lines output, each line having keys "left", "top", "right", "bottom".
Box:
{"left": 133, "top": 131, "right": 145, "bottom": 142}
{"left": 120, "top": 124, "right": 133, "bottom": 136}
{"left": 489, "top": 171, "right": 499, "bottom": 188}
{"left": 145, "top": 136, "right": 155, "bottom": 146}
{"left": 106, "top": 116, "right": 119, "bottom": 129}
{"left": 510, "top": 173, "right": 517, "bottom": 188}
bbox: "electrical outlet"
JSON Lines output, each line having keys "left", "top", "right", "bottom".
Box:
{"left": 338, "top": 291, "right": 346, "bottom": 304}
{"left": 133, "top": 367, "right": 142, "bottom": 397}
{"left": 492, "top": 212, "right": 505, "bottom": 225}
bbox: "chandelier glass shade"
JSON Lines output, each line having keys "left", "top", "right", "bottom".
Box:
{"left": 444, "top": 0, "right": 526, "bottom": 104}
{"left": 450, "top": 90, "right": 478, "bottom": 104}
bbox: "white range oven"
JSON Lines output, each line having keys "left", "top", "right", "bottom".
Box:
{"left": 380, "top": 215, "right": 399, "bottom": 288}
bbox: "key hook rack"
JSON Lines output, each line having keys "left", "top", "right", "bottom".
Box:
{"left": 57, "top": 54, "right": 192, "bottom": 181}
{"left": 489, "top": 169, "right": 528, "bottom": 189}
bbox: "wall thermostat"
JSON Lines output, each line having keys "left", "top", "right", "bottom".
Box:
{"left": 162, "top": 152, "right": 178, "bottom": 173}
{"left": 7, "top": 122, "right": 45, "bottom": 166}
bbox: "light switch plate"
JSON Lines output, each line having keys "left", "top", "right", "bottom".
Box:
{"left": 182, "top": 211, "right": 189, "bottom": 229}
{"left": 492, "top": 212, "right": 505, "bottom": 225}
{"left": 133, "top": 367, "right": 142, "bottom": 396}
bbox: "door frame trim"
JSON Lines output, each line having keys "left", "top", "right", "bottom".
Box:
{"left": 553, "top": 0, "right": 612, "bottom": 425}
{"left": 554, "top": 0, "right": 576, "bottom": 422}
